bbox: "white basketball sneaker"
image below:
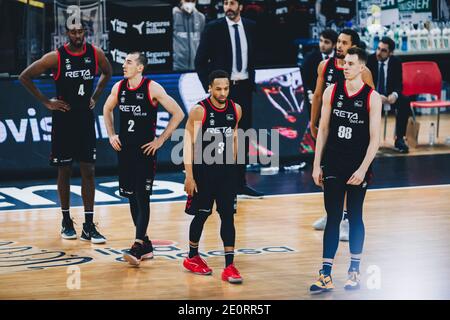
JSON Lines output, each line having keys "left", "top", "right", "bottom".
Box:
{"left": 312, "top": 215, "right": 327, "bottom": 230}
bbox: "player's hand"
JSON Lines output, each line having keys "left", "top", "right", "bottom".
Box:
{"left": 310, "top": 122, "right": 318, "bottom": 139}
{"left": 44, "top": 98, "right": 70, "bottom": 112}
{"left": 142, "top": 138, "right": 163, "bottom": 156}
{"left": 89, "top": 97, "right": 96, "bottom": 109}
{"left": 387, "top": 94, "right": 397, "bottom": 105}
{"left": 312, "top": 165, "right": 323, "bottom": 188}
{"left": 380, "top": 94, "right": 388, "bottom": 104}
{"left": 347, "top": 168, "right": 366, "bottom": 185}
{"left": 184, "top": 176, "right": 198, "bottom": 196}
{"left": 109, "top": 134, "right": 122, "bottom": 151}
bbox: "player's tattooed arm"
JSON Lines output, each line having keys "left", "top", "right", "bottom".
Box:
{"left": 19, "top": 51, "right": 70, "bottom": 112}
{"left": 103, "top": 81, "right": 121, "bottom": 151}
{"left": 183, "top": 105, "right": 204, "bottom": 196}
{"left": 90, "top": 46, "right": 113, "bottom": 109}
{"left": 141, "top": 81, "right": 185, "bottom": 156}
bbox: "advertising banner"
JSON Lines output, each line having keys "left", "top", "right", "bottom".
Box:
{"left": 0, "top": 67, "right": 312, "bottom": 177}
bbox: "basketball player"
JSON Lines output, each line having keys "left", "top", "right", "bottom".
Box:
{"left": 183, "top": 70, "right": 243, "bottom": 284}
{"left": 19, "top": 22, "right": 112, "bottom": 243}
{"left": 309, "top": 29, "right": 375, "bottom": 238}
{"left": 103, "top": 52, "right": 184, "bottom": 266}
{"left": 310, "top": 47, "right": 381, "bottom": 293}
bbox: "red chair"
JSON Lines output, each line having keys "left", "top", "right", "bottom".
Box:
{"left": 402, "top": 61, "right": 450, "bottom": 137}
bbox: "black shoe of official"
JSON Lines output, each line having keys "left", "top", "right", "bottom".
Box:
{"left": 123, "top": 242, "right": 144, "bottom": 266}
{"left": 237, "top": 185, "right": 264, "bottom": 199}
{"left": 61, "top": 218, "right": 77, "bottom": 240}
{"left": 80, "top": 222, "right": 107, "bottom": 244}
{"left": 142, "top": 237, "right": 154, "bottom": 260}
{"left": 394, "top": 138, "right": 409, "bottom": 153}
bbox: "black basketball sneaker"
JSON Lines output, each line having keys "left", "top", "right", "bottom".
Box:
{"left": 80, "top": 222, "right": 107, "bottom": 244}
{"left": 142, "top": 237, "right": 154, "bottom": 260}
{"left": 61, "top": 218, "right": 77, "bottom": 240}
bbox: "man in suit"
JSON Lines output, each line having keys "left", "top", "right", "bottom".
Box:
{"left": 367, "top": 36, "right": 410, "bottom": 153}
{"left": 195, "top": 0, "right": 263, "bottom": 198}
{"left": 302, "top": 29, "right": 338, "bottom": 118}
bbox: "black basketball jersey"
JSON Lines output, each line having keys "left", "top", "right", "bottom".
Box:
{"left": 53, "top": 43, "right": 97, "bottom": 110}
{"left": 194, "top": 98, "right": 238, "bottom": 167}
{"left": 117, "top": 77, "right": 158, "bottom": 146}
{"left": 323, "top": 57, "right": 345, "bottom": 88}
{"left": 325, "top": 81, "right": 373, "bottom": 165}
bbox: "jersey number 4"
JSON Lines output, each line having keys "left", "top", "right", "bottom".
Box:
{"left": 338, "top": 126, "right": 352, "bottom": 139}
{"left": 78, "top": 84, "right": 85, "bottom": 96}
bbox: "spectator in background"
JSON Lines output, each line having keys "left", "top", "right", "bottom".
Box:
{"left": 173, "top": 0, "right": 205, "bottom": 71}
{"left": 301, "top": 29, "right": 338, "bottom": 119}
{"left": 367, "top": 36, "right": 410, "bottom": 153}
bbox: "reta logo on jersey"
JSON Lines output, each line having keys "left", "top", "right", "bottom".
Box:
{"left": 65, "top": 69, "right": 94, "bottom": 80}
{"left": 333, "top": 109, "right": 362, "bottom": 123}
{"left": 206, "top": 127, "right": 233, "bottom": 137}
{"left": 119, "top": 105, "right": 141, "bottom": 113}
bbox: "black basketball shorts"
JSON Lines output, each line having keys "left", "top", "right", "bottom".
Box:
{"left": 50, "top": 109, "right": 96, "bottom": 166}
{"left": 185, "top": 164, "right": 238, "bottom": 216}
{"left": 118, "top": 144, "right": 156, "bottom": 198}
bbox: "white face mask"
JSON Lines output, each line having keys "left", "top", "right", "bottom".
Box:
{"left": 182, "top": 2, "right": 195, "bottom": 14}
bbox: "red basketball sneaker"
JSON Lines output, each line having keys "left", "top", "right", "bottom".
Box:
{"left": 221, "top": 264, "right": 243, "bottom": 284}
{"left": 183, "top": 255, "right": 212, "bottom": 275}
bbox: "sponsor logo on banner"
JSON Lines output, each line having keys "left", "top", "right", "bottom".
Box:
{"left": 110, "top": 48, "right": 128, "bottom": 64}
{"left": 145, "top": 51, "right": 171, "bottom": 65}
{"left": 0, "top": 107, "right": 170, "bottom": 144}
{"left": 132, "top": 21, "right": 170, "bottom": 35}
{"left": 110, "top": 18, "right": 128, "bottom": 34}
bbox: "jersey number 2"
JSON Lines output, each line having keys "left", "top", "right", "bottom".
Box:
{"left": 128, "top": 120, "right": 135, "bottom": 132}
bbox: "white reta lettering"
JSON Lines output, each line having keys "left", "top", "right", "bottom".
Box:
{"left": 65, "top": 69, "right": 93, "bottom": 80}
{"left": 333, "top": 109, "right": 359, "bottom": 122}
{"left": 119, "top": 105, "right": 141, "bottom": 113}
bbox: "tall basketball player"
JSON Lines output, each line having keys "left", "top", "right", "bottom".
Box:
{"left": 19, "top": 22, "right": 112, "bottom": 243}
{"left": 103, "top": 52, "right": 184, "bottom": 266}
{"left": 309, "top": 29, "right": 375, "bottom": 238}
{"left": 183, "top": 70, "right": 243, "bottom": 284}
{"left": 310, "top": 47, "right": 381, "bottom": 293}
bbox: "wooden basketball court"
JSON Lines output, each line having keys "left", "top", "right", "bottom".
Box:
{"left": 1, "top": 184, "right": 449, "bottom": 300}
